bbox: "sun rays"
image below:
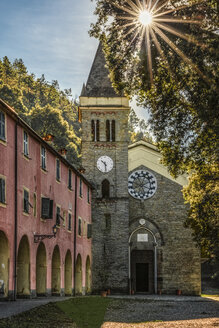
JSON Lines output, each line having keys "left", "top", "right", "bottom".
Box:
{"left": 112, "top": 0, "right": 207, "bottom": 85}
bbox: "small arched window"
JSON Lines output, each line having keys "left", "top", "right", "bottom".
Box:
{"left": 106, "top": 120, "right": 115, "bottom": 142}
{"left": 106, "top": 120, "right": 110, "bottom": 141}
{"left": 102, "top": 179, "right": 110, "bottom": 198}
{"left": 91, "top": 119, "right": 100, "bottom": 142}
{"left": 112, "top": 120, "right": 115, "bottom": 142}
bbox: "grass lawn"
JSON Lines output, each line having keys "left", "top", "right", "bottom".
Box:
{"left": 57, "top": 296, "right": 112, "bottom": 328}
{"left": 0, "top": 296, "right": 112, "bottom": 328}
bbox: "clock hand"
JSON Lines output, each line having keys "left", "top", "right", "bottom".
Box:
{"left": 101, "top": 160, "right": 107, "bottom": 172}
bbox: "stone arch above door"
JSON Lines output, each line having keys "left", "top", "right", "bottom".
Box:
{"left": 129, "top": 218, "right": 164, "bottom": 247}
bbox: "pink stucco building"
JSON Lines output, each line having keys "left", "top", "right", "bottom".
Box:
{"left": 0, "top": 98, "right": 92, "bottom": 300}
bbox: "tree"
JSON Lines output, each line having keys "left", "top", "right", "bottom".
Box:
{"left": 27, "top": 104, "right": 80, "bottom": 163}
{"left": 183, "top": 163, "right": 219, "bottom": 260}
{"left": 90, "top": 0, "right": 219, "bottom": 258}
{"left": 128, "top": 108, "right": 153, "bottom": 143}
{"left": 0, "top": 57, "right": 81, "bottom": 166}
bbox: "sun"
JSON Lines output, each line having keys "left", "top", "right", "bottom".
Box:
{"left": 138, "top": 10, "right": 153, "bottom": 26}
{"left": 112, "top": 0, "right": 205, "bottom": 85}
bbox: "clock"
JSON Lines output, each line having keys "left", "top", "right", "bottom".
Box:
{"left": 128, "top": 170, "right": 157, "bottom": 200}
{"left": 97, "top": 156, "right": 113, "bottom": 173}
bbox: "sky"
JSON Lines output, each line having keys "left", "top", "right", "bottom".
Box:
{"left": 0, "top": 0, "right": 146, "bottom": 119}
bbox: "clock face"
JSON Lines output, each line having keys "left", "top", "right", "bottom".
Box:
{"left": 128, "top": 170, "right": 157, "bottom": 200}
{"left": 97, "top": 156, "right": 113, "bottom": 173}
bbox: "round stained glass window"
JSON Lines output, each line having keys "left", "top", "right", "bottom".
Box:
{"left": 128, "top": 170, "right": 157, "bottom": 200}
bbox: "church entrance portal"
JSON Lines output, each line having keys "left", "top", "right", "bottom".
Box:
{"left": 136, "top": 263, "right": 149, "bottom": 292}
{"left": 131, "top": 249, "right": 154, "bottom": 293}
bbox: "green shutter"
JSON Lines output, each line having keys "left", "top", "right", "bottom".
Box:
{"left": 0, "top": 178, "right": 5, "bottom": 203}
{"left": 41, "top": 198, "right": 50, "bottom": 218}
{"left": 87, "top": 224, "right": 92, "bottom": 239}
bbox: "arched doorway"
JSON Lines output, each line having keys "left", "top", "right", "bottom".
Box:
{"left": 36, "top": 242, "right": 47, "bottom": 295}
{"left": 0, "top": 231, "right": 9, "bottom": 298}
{"left": 17, "top": 235, "right": 30, "bottom": 296}
{"left": 129, "top": 226, "right": 160, "bottom": 294}
{"left": 85, "top": 256, "right": 91, "bottom": 294}
{"left": 52, "top": 245, "right": 61, "bottom": 295}
{"left": 75, "top": 254, "right": 82, "bottom": 295}
{"left": 64, "top": 250, "right": 72, "bottom": 295}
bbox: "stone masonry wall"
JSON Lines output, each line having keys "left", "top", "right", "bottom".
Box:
{"left": 129, "top": 165, "right": 201, "bottom": 295}
{"left": 81, "top": 107, "right": 130, "bottom": 293}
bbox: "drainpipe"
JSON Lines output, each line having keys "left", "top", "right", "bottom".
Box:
{"left": 13, "top": 123, "right": 18, "bottom": 301}
{"left": 73, "top": 175, "right": 78, "bottom": 296}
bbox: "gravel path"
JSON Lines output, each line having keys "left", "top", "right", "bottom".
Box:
{"left": 102, "top": 296, "right": 219, "bottom": 328}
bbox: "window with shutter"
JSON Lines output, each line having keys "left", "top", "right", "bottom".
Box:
{"left": 33, "top": 193, "right": 37, "bottom": 217}
{"left": 87, "top": 187, "right": 90, "bottom": 203}
{"left": 0, "top": 178, "right": 6, "bottom": 204}
{"left": 87, "top": 224, "right": 92, "bottom": 239}
{"left": 41, "top": 197, "right": 53, "bottom": 219}
{"left": 49, "top": 200, "right": 53, "bottom": 218}
{"left": 78, "top": 218, "right": 82, "bottom": 236}
{"left": 68, "top": 213, "right": 72, "bottom": 231}
{"left": 0, "top": 111, "right": 6, "bottom": 141}
{"left": 56, "top": 206, "right": 61, "bottom": 226}
{"left": 23, "top": 189, "right": 29, "bottom": 213}
{"left": 79, "top": 178, "right": 83, "bottom": 198}
{"left": 68, "top": 169, "right": 72, "bottom": 189}
{"left": 41, "top": 146, "right": 46, "bottom": 170}
{"left": 56, "top": 158, "right": 60, "bottom": 181}
{"left": 23, "top": 131, "right": 28, "bottom": 156}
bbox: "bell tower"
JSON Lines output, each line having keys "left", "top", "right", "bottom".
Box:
{"left": 79, "top": 44, "right": 130, "bottom": 293}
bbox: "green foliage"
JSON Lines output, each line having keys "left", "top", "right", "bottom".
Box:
{"left": 90, "top": 0, "right": 219, "bottom": 258}
{"left": 0, "top": 57, "right": 81, "bottom": 165}
{"left": 183, "top": 164, "right": 219, "bottom": 259}
{"left": 128, "top": 108, "right": 153, "bottom": 143}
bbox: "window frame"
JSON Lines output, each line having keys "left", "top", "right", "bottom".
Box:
{"left": 33, "top": 192, "right": 37, "bottom": 217}
{"left": 41, "top": 196, "right": 53, "bottom": 220}
{"left": 106, "top": 119, "right": 115, "bottom": 142}
{"left": 79, "top": 178, "right": 83, "bottom": 198}
{"left": 102, "top": 179, "right": 110, "bottom": 198}
{"left": 23, "top": 187, "right": 30, "bottom": 214}
{"left": 41, "top": 146, "right": 46, "bottom": 170}
{"left": 56, "top": 158, "right": 61, "bottom": 181}
{"left": 23, "top": 130, "right": 29, "bottom": 157}
{"left": 63, "top": 210, "right": 66, "bottom": 227}
{"left": 87, "top": 187, "right": 90, "bottom": 204}
{"left": 68, "top": 169, "right": 72, "bottom": 190}
{"left": 56, "top": 205, "right": 61, "bottom": 227}
{"left": 91, "top": 119, "right": 100, "bottom": 142}
{"left": 0, "top": 175, "right": 6, "bottom": 205}
{"left": 0, "top": 111, "right": 6, "bottom": 142}
{"left": 68, "top": 211, "right": 72, "bottom": 231}
{"left": 78, "top": 217, "right": 82, "bottom": 236}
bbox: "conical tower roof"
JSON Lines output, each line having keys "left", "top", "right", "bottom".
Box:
{"left": 81, "top": 43, "right": 122, "bottom": 97}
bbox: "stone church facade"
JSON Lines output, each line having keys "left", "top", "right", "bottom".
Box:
{"left": 79, "top": 44, "right": 201, "bottom": 295}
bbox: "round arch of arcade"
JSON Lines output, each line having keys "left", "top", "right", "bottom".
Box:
{"left": 129, "top": 220, "right": 163, "bottom": 295}
{"left": 0, "top": 232, "right": 91, "bottom": 298}
{"left": 0, "top": 230, "right": 10, "bottom": 298}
